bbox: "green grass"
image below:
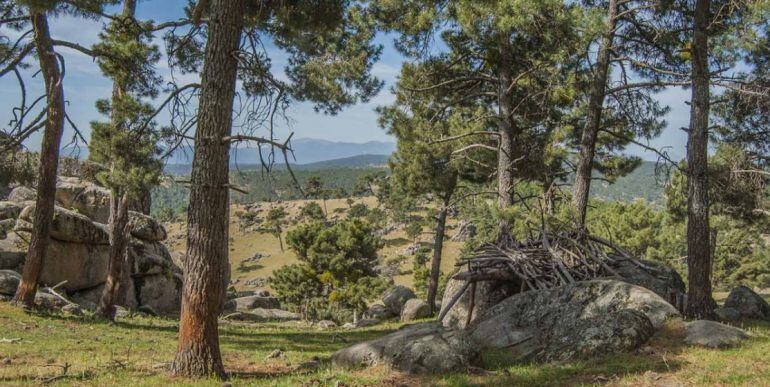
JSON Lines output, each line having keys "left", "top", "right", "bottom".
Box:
{"left": 0, "top": 302, "right": 768, "bottom": 386}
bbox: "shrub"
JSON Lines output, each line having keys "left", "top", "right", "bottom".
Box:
{"left": 299, "top": 201, "right": 325, "bottom": 221}
{"left": 270, "top": 218, "right": 390, "bottom": 321}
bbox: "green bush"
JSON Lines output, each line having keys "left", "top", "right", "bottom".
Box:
{"left": 270, "top": 218, "right": 390, "bottom": 322}
{"left": 299, "top": 201, "right": 326, "bottom": 221}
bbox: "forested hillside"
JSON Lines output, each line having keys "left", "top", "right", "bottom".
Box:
{"left": 152, "top": 160, "right": 668, "bottom": 217}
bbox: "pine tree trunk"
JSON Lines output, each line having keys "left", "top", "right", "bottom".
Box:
{"left": 96, "top": 193, "right": 130, "bottom": 320}
{"left": 13, "top": 10, "right": 65, "bottom": 308}
{"left": 685, "top": 0, "right": 716, "bottom": 319}
{"left": 496, "top": 40, "right": 516, "bottom": 246}
{"left": 572, "top": 0, "right": 618, "bottom": 226}
{"left": 427, "top": 199, "right": 449, "bottom": 315}
{"left": 171, "top": 0, "right": 245, "bottom": 379}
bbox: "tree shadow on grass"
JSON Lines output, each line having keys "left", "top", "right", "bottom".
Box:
{"left": 430, "top": 320, "right": 694, "bottom": 387}
{"left": 383, "top": 237, "right": 409, "bottom": 247}
{"left": 237, "top": 262, "right": 265, "bottom": 272}
{"left": 221, "top": 327, "right": 398, "bottom": 354}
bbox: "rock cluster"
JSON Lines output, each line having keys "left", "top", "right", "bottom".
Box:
{"left": 337, "top": 279, "right": 686, "bottom": 374}
{"left": 0, "top": 177, "right": 182, "bottom": 316}
{"left": 467, "top": 280, "right": 678, "bottom": 362}
{"left": 361, "top": 285, "right": 432, "bottom": 326}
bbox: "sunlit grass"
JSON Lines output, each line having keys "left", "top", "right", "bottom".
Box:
{"left": 0, "top": 302, "right": 768, "bottom": 386}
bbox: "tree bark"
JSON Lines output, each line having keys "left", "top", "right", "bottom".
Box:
{"left": 685, "top": 0, "right": 717, "bottom": 319}
{"left": 96, "top": 193, "right": 130, "bottom": 320}
{"left": 13, "top": 9, "right": 65, "bottom": 308}
{"left": 426, "top": 197, "right": 450, "bottom": 315}
{"left": 496, "top": 39, "right": 516, "bottom": 246}
{"left": 572, "top": 0, "right": 618, "bottom": 226}
{"left": 171, "top": 0, "right": 245, "bottom": 379}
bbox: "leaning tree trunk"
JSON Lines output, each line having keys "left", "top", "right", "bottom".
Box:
{"left": 96, "top": 0, "right": 138, "bottom": 319}
{"left": 572, "top": 0, "right": 618, "bottom": 226}
{"left": 13, "top": 10, "right": 65, "bottom": 308}
{"left": 427, "top": 196, "right": 450, "bottom": 315}
{"left": 171, "top": 0, "right": 245, "bottom": 379}
{"left": 496, "top": 40, "right": 516, "bottom": 247}
{"left": 685, "top": 0, "right": 716, "bottom": 319}
{"left": 96, "top": 193, "right": 130, "bottom": 319}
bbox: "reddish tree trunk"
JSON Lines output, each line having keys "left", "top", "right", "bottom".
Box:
{"left": 96, "top": 193, "right": 130, "bottom": 320}
{"left": 13, "top": 10, "right": 65, "bottom": 308}
{"left": 685, "top": 0, "right": 717, "bottom": 319}
{"left": 171, "top": 0, "right": 245, "bottom": 379}
{"left": 572, "top": 0, "right": 618, "bottom": 226}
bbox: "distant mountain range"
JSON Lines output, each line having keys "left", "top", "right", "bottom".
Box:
{"left": 164, "top": 154, "right": 390, "bottom": 175}
{"left": 165, "top": 138, "right": 396, "bottom": 165}
{"left": 62, "top": 138, "right": 396, "bottom": 174}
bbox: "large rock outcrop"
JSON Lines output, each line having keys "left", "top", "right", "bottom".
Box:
{"left": 401, "top": 298, "right": 431, "bottom": 322}
{"left": 440, "top": 258, "right": 686, "bottom": 329}
{"left": 607, "top": 257, "right": 686, "bottom": 309}
{"left": 55, "top": 177, "right": 111, "bottom": 223}
{"left": 128, "top": 211, "right": 167, "bottom": 242}
{"left": 467, "top": 280, "right": 679, "bottom": 363}
{"left": 440, "top": 278, "right": 518, "bottom": 329}
{"left": 332, "top": 322, "right": 479, "bottom": 374}
{"left": 7, "top": 186, "right": 36, "bottom": 203}
{"left": 129, "top": 238, "right": 178, "bottom": 277}
{"left": 381, "top": 285, "right": 416, "bottom": 315}
{"left": 16, "top": 204, "right": 109, "bottom": 245}
{"left": 70, "top": 281, "right": 138, "bottom": 310}
{"left": 38, "top": 239, "right": 110, "bottom": 292}
{"left": 0, "top": 181, "right": 182, "bottom": 316}
{"left": 135, "top": 273, "right": 182, "bottom": 316}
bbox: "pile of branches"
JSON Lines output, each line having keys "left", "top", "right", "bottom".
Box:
{"left": 438, "top": 229, "right": 654, "bottom": 321}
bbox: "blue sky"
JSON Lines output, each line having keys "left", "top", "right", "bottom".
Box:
{"left": 0, "top": 0, "right": 691, "bottom": 161}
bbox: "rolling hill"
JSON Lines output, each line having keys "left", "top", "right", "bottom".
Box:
{"left": 164, "top": 154, "right": 390, "bottom": 175}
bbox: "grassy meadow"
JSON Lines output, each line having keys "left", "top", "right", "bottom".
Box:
{"left": 0, "top": 302, "right": 768, "bottom": 386}
{"left": 163, "top": 197, "right": 466, "bottom": 292}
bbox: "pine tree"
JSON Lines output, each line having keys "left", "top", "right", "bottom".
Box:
{"left": 376, "top": 0, "right": 586, "bottom": 244}
{"left": 168, "top": 0, "right": 382, "bottom": 378}
{"left": 630, "top": 0, "right": 767, "bottom": 318}
{"left": 88, "top": 0, "right": 163, "bottom": 320}
{"left": 571, "top": 0, "right": 670, "bottom": 225}
{"left": 379, "top": 63, "right": 490, "bottom": 313}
